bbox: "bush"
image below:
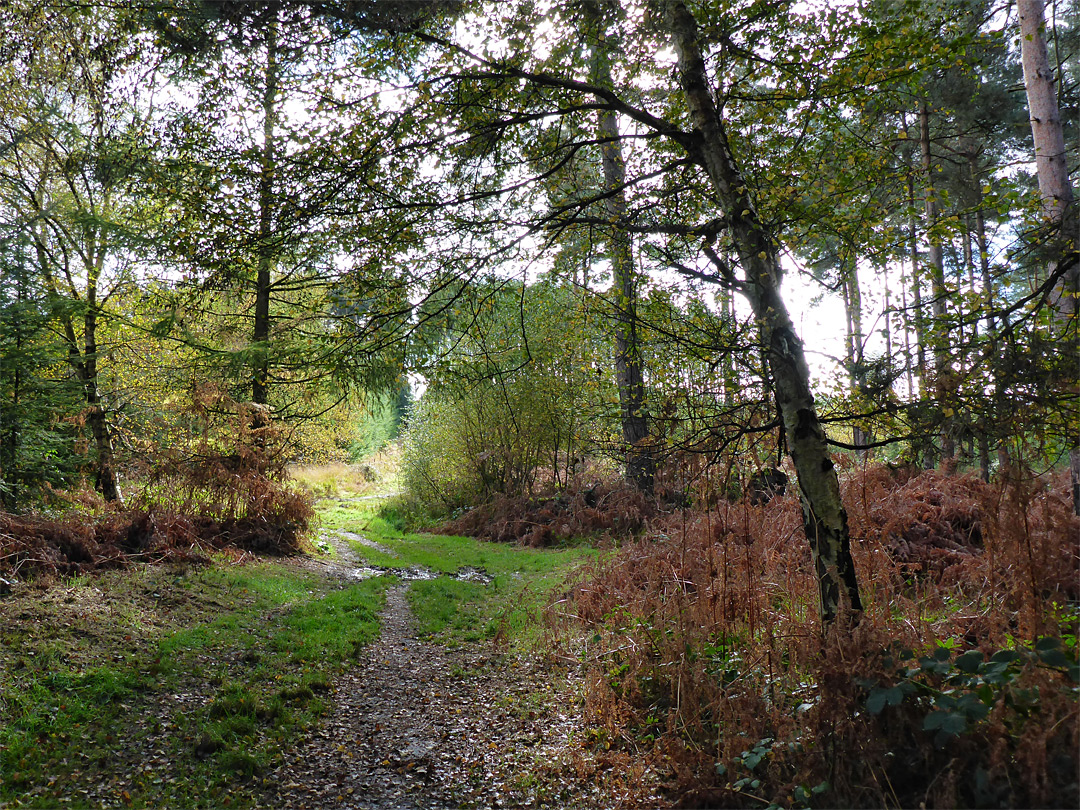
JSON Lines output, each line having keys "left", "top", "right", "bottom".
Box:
{"left": 556, "top": 466, "right": 1080, "bottom": 808}
{"left": 0, "top": 402, "right": 315, "bottom": 581}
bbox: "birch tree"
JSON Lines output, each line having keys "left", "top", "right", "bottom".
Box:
{"left": 661, "top": 1, "right": 862, "bottom": 626}
{"left": 1017, "top": 0, "right": 1079, "bottom": 513}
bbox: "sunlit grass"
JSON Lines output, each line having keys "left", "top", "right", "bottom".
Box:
{"left": 332, "top": 501, "right": 599, "bottom": 649}
{"left": 289, "top": 445, "right": 402, "bottom": 500}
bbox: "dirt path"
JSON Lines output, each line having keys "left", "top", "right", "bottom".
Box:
{"left": 0, "top": 528, "right": 664, "bottom": 808}
{"left": 261, "top": 536, "right": 658, "bottom": 809}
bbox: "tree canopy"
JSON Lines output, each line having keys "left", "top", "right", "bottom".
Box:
{"left": 0, "top": 0, "right": 1077, "bottom": 610}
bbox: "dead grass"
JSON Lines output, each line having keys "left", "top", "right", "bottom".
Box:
{"left": 290, "top": 445, "right": 402, "bottom": 500}
{"left": 1, "top": 422, "right": 315, "bottom": 582}
{"left": 435, "top": 476, "right": 655, "bottom": 546}
{"left": 549, "top": 465, "right": 1079, "bottom": 808}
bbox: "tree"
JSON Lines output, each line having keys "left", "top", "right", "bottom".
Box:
{"left": 660, "top": 0, "right": 863, "bottom": 626}
{"left": 146, "top": 1, "right": 412, "bottom": 434}
{"left": 0, "top": 234, "right": 82, "bottom": 508}
{"left": 402, "top": 276, "right": 606, "bottom": 506}
{"left": 368, "top": 0, "right": 867, "bottom": 625}
{"left": 1017, "top": 0, "right": 1080, "bottom": 513}
{"left": 583, "top": 0, "right": 654, "bottom": 490}
{"left": 0, "top": 1, "right": 154, "bottom": 502}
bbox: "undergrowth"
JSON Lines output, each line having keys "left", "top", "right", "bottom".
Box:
{"left": 554, "top": 466, "right": 1079, "bottom": 808}
{"left": 0, "top": 407, "right": 314, "bottom": 581}
{"left": 434, "top": 476, "right": 654, "bottom": 546}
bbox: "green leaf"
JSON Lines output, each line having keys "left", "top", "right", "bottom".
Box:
{"left": 954, "top": 650, "right": 983, "bottom": 673}
{"left": 935, "top": 693, "right": 957, "bottom": 711}
{"left": 1034, "top": 637, "right": 1062, "bottom": 653}
{"left": 956, "top": 692, "right": 989, "bottom": 721}
{"left": 942, "top": 714, "right": 968, "bottom": 734}
{"left": 989, "top": 649, "right": 1021, "bottom": 665}
{"left": 149, "top": 316, "right": 175, "bottom": 338}
{"left": 925, "top": 710, "right": 967, "bottom": 735}
{"left": 923, "top": 710, "right": 948, "bottom": 730}
{"left": 866, "top": 687, "right": 889, "bottom": 714}
{"left": 979, "top": 660, "right": 1012, "bottom": 685}
{"left": 1037, "top": 648, "right": 1070, "bottom": 668}
{"left": 898, "top": 680, "right": 919, "bottom": 696}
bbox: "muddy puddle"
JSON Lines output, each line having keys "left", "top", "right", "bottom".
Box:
{"left": 350, "top": 564, "right": 493, "bottom": 584}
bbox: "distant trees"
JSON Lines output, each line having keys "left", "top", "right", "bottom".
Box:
{"left": 0, "top": 237, "right": 82, "bottom": 508}
{"left": 402, "top": 277, "right": 607, "bottom": 507}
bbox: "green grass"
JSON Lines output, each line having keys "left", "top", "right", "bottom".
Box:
{"left": 0, "top": 561, "right": 389, "bottom": 809}
{"left": 1, "top": 496, "right": 599, "bottom": 807}
{"left": 330, "top": 501, "right": 599, "bottom": 648}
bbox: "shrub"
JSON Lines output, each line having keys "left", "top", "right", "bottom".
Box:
{"left": 556, "top": 466, "right": 1080, "bottom": 808}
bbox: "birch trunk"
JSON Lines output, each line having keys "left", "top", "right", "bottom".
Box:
{"left": 665, "top": 1, "right": 862, "bottom": 627}
{"left": 1018, "top": 0, "right": 1079, "bottom": 514}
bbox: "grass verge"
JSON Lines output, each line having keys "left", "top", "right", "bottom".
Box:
{"left": 0, "top": 558, "right": 388, "bottom": 809}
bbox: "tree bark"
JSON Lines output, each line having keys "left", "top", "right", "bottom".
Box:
{"left": 585, "top": 1, "right": 653, "bottom": 490}
{"left": 664, "top": 1, "right": 862, "bottom": 627}
{"left": 906, "top": 169, "right": 928, "bottom": 401}
{"left": 34, "top": 207, "right": 121, "bottom": 503}
{"left": 82, "top": 289, "right": 121, "bottom": 503}
{"left": 842, "top": 261, "right": 872, "bottom": 453}
{"left": 919, "top": 99, "right": 955, "bottom": 466}
{"left": 1018, "top": 0, "right": 1079, "bottom": 514}
{"left": 974, "top": 204, "right": 993, "bottom": 481}
{"left": 1018, "top": 0, "right": 1078, "bottom": 264}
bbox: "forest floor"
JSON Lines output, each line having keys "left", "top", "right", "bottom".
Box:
{"left": 0, "top": 512, "right": 666, "bottom": 809}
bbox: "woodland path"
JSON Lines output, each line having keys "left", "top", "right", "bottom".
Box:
{"left": 259, "top": 532, "right": 653, "bottom": 809}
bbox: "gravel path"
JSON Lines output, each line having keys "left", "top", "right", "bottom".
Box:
{"left": 259, "top": 537, "right": 663, "bottom": 809}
